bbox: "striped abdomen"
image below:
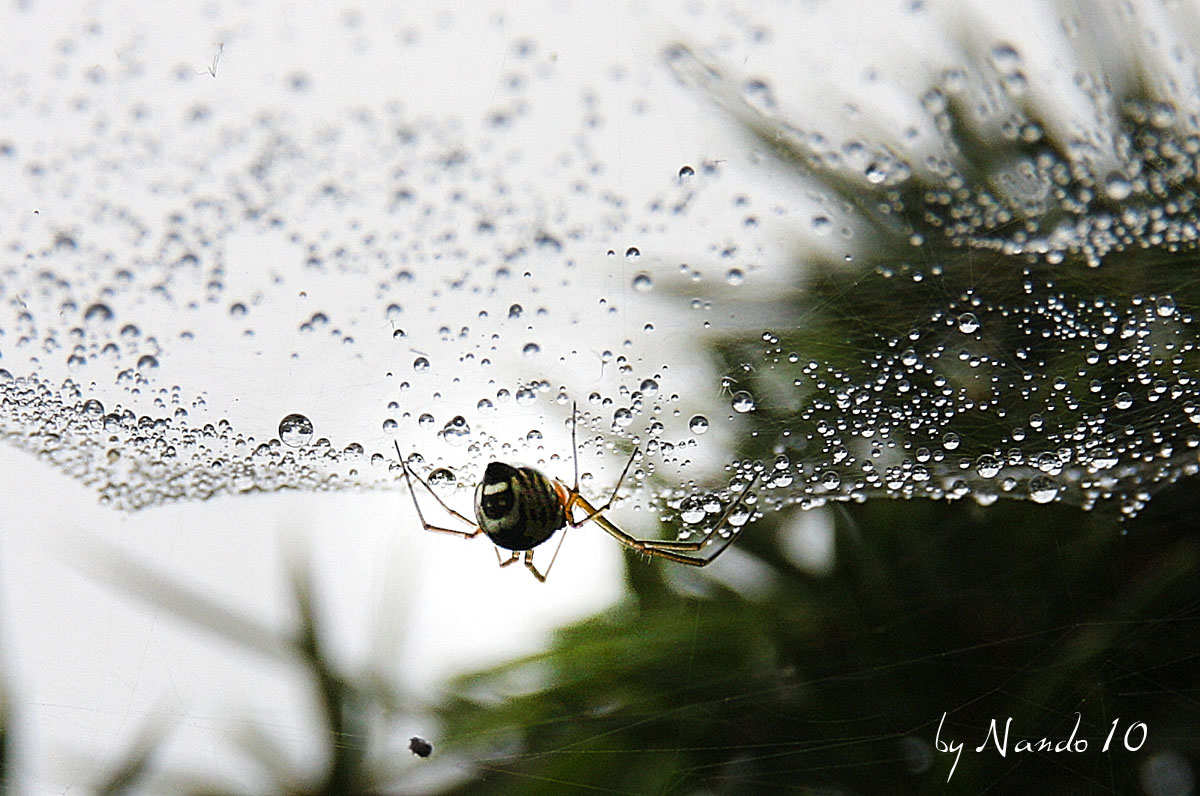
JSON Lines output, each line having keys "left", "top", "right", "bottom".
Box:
{"left": 474, "top": 462, "right": 569, "bottom": 551}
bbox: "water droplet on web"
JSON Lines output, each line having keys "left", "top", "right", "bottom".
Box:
{"left": 688, "top": 415, "right": 709, "bottom": 434}
{"left": 613, "top": 407, "right": 633, "bottom": 427}
{"left": 1028, "top": 475, "right": 1059, "bottom": 504}
{"left": 632, "top": 273, "right": 654, "bottom": 292}
{"left": 679, "top": 495, "right": 705, "bottom": 524}
{"left": 820, "top": 470, "right": 841, "bottom": 490}
{"left": 957, "top": 312, "right": 980, "bottom": 334}
{"left": 413, "top": 356, "right": 430, "bottom": 373}
{"left": 678, "top": 164, "right": 695, "bottom": 180}
{"left": 725, "top": 268, "right": 744, "bottom": 286}
{"left": 440, "top": 415, "right": 471, "bottom": 445}
{"left": 515, "top": 386, "right": 537, "bottom": 406}
{"left": 639, "top": 378, "right": 659, "bottom": 397}
{"left": 279, "top": 413, "right": 314, "bottom": 447}
{"left": 976, "top": 454, "right": 1001, "bottom": 478}
{"left": 522, "top": 342, "right": 540, "bottom": 357}
{"left": 727, "top": 503, "right": 753, "bottom": 528}
{"left": 84, "top": 303, "right": 114, "bottom": 323}
{"left": 731, "top": 390, "right": 755, "bottom": 413}
{"left": 1155, "top": 295, "right": 1176, "bottom": 317}
{"left": 1104, "top": 172, "right": 1133, "bottom": 201}
{"left": 1114, "top": 392, "right": 1134, "bottom": 410}
{"left": 625, "top": 247, "right": 640, "bottom": 260}
{"left": 428, "top": 467, "right": 456, "bottom": 489}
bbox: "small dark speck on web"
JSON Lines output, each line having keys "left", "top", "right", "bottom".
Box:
{"left": 409, "top": 736, "right": 433, "bottom": 758}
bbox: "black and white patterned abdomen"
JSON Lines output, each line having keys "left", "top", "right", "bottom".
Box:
{"left": 474, "top": 461, "right": 567, "bottom": 551}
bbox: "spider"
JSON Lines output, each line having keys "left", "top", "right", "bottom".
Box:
{"left": 394, "top": 404, "right": 759, "bottom": 582}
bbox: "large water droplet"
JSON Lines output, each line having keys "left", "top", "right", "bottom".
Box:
{"left": 1028, "top": 475, "right": 1059, "bottom": 504}
{"left": 975, "top": 454, "right": 1001, "bottom": 478}
{"left": 679, "top": 495, "right": 705, "bottom": 524}
{"left": 440, "top": 415, "right": 471, "bottom": 445}
{"left": 688, "top": 415, "right": 709, "bottom": 434}
{"left": 279, "top": 413, "right": 314, "bottom": 447}
{"left": 731, "top": 390, "right": 755, "bottom": 413}
{"left": 84, "top": 303, "right": 114, "bottom": 322}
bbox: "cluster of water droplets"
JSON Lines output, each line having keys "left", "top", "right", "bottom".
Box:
{"left": 5, "top": 3, "right": 1200, "bottom": 526}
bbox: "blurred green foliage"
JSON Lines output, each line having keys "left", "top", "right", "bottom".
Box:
{"left": 432, "top": 491, "right": 1199, "bottom": 795}
{"left": 429, "top": 15, "right": 1200, "bottom": 796}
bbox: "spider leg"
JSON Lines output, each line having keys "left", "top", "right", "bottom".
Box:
{"left": 574, "top": 470, "right": 760, "bottom": 567}
{"left": 496, "top": 549, "right": 520, "bottom": 567}
{"left": 566, "top": 446, "right": 638, "bottom": 528}
{"left": 395, "top": 441, "right": 483, "bottom": 539}
{"left": 570, "top": 400, "right": 581, "bottom": 492}
{"left": 522, "top": 550, "right": 549, "bottom": 582}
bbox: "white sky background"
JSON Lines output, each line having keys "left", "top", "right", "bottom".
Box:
{"left": 0, "top": 0, "right": 1097, "bottom": 792}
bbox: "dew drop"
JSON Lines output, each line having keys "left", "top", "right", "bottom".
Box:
{"left": 632, "top": 272, "right": 654, "bottom": 292}
{"left": 440, "top": 415, "right": 471, "bottom": 445}
{"left": 413, "top": 356, "right": 430, "bottom": 373}
{"left": 975, "top": 454, "right": 1001, "bottom": 478}
{"left": 522, "top": 342, "right": 540, "bottom": 358}
{"left": 1104, "top": 172, "right": 1133, "bottom": 201}
{"left": 1114, "top": 392, "right": 1134, "bottom": 410}
{"left": 731, "top": 390, "right": 755, "bottom": 413}
{"left": 1155, "top": 295, "right": 1176, "bottom": 317}
{"left": 678, "top": 164, "right": 695, "bottom": 180}
{"left": 428, "top": 468, "right": 456, "bottom": 488}
{"left": 84, "top": 303, "right": 114, "bottom": 322}
{"left": 688, "top": 415, "right": 709, "bottom": 434}
{"left": 515, "top": 386, "right": 537, "bottom": 406}
{"left": 625, "top": 247, "right": 640, "bottom": 260}
{"left": 957, "top": 312, "right": 980, "bottom": 334}
{"left": 278, "top": 413, "right": 314, "bottom": 447}
{"left": 1028, "top": 475, "right": 1059, "bottom": 504}
{"left": 679, "top": 495, "right": 705, "bottom": 524}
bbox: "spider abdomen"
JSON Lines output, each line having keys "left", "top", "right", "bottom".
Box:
{"left": 474, "top": 462, "right": 567, "bottom": 551}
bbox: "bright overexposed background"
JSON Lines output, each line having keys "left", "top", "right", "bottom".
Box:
{"left": 0, "top": 0, "right": 1101, "bottom": 792}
